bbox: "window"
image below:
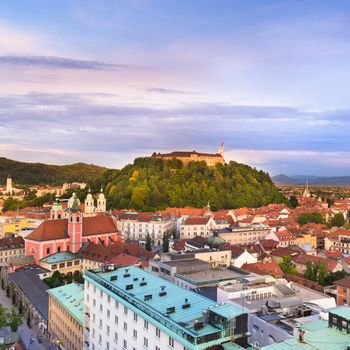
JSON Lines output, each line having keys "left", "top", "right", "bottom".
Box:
{"left": 99, "top": 335, "right": 102, "bottom": 344}
{"left": 52, "top": 264, "right": 57, "bottom": 270}
{"left": 99, "top": 319, "right": 102, "bottom": 328}
{"left": 133, "top": 329, "right": 137, "bottom": 339}
{"left": 74, "top": 260, "right": 80, "bottom": 265}
{"left": 123, "top": 322, "right": 127, "bottom": 331}
{"left": 106, "top": 341, "right": 110, "bottom": 350}
{"left": 133, "top": 312, "right": 138, "bottom": 322}
{"left": 100, "top": 304, "right": 103, "bottom": 312}
{"left": 169, "top": 337, "right": 174, "bottom": 348}
{"left": 115, "top": 300, "right": 119, "bottom": 308}
{"left": 124, "top": 306, "right": 128, "bottom": 315}
{"left": 144, "top": 320, "right": 148, "bottom": 329}
{"left": 57, "top": 246, "right": 61, "bottom": 252}
{"left": 107, "top": 309, "right": 110, "bottom": 318}
{"left": 114, "top": 332, "right": 118, "bottom": 342}
{"left": 114, "top": 315, "right": 118, "bottom": 324}
{"left": 123, "top": 339, "right": 127, "bottom": 349}
{"left": 143, "top": 337, "right": 148, "bottom": 347}
{"left": 107, "top": 325, "right": 110, "bottom": 335}
{"left": 107, "top": 295, "right": 111, "bottom": 303}
{"left": 156, "top": 327, "right": 160, "bottom": 338}
{"left": 46, "top": 247, "right": 50, "bottom": 254}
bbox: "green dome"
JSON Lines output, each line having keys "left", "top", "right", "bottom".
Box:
{"left": 206, "top": 233, "right": 226, "bottom": 247}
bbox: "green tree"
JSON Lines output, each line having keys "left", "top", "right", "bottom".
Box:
{"left": 11, "top": 293, "right": 16, "bottom": 306}
{"left": 289, "top": 195, "right": 299, "bottom": 208}
{"left": 44, "top": 271, "right": 64, "bottom": 288}
{"left": 8, "top": 309, "right": 22, "bottom": 332}
{"left": 0, "top": 306, "right": 7, "bottom": 328}
{"left": 330, "top": 213, "right": 345, "bottom": 227}
{"left": 145, "top": 233, "right": 152, "bottom": 252}
{"left": 304, "top": 261, "right": 314, "bottom": 281}
{"left": 298, "top": 212, "right": 325, "bottom": 225}
{"left": 27, "top": 312, "right": 31, "bottom": 328}
{"left": 317, "top": 262, "right": 328, "bottom": 285}
{"left": 278, "top": 256, "right": 297, "bottom": 275}
{"left": 162, "top": 233, "right": 169, "bottom": 253}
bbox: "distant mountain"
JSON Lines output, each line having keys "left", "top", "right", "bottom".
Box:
{"left": 272, "top": 174, "right": 350, "bottom": 186}
{"left": 0, "top": 157, "right": 106, "bottom": 185}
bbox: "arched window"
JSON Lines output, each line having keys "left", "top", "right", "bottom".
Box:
{"left": 77, "top": 216, "right": 80, "bottom": 222}
{"left": 30, "top": 247, "right": 36, "bottom": 254}
{"left": 58, "top": 214, "right": 61, "bottom": 219}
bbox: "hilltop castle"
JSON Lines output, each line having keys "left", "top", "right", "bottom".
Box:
{"left": 152, "top": 143, "right": 225, "bottom": 167}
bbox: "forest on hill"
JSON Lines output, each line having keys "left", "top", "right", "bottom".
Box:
{"left": 0, "top": 157, "right": 106, "bottom": 185}
{"left": 90, "top": 157, "right": 287, "bottom": 211}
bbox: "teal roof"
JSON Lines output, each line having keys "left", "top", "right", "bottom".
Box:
{"left": 47, "top": 283, "right": 84, "bottom": 326}
{"left": 262, "top": 319, "right": 350, "bottom": 350}
{"left": 329, "top": 305, "right": 350, "bottom": 320}
{"left": 84, "top": 266, "right": 244, "bottom": 349}
{"left": 40, "top": 252, "right": 77, "bottom": 264}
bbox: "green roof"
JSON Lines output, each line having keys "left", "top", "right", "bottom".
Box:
{"left": 262, "top": 319, "right": 350, "bottom": 350}
{"left": 84, "top": 266, "right": 244, "bottom": 350}
{"left": 40, "top": 252, "right": 78, "bottom": 264}
{"left": 329, "top": 305, "right": 350, "bottom": 320}
{"left": 47, "top": 283, "right": 84, "bottom": 326}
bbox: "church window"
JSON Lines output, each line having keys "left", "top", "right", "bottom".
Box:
{"left": 58, "top": 214, "right": 61, "bottom": 219}
{"left": 77, "top": 216, "right": 80, "bottom": 222}
{"left": 57, "top": 246, "right": 61, "bottom": 252}
{"left": 46, "top": 248, "right": 50, "bottom": 254}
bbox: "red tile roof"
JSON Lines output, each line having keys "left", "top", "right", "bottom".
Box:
{"left": 184, "top": 217, "right": 210, "bottom": 225}
{"left": 335, "top": 276, "right": 350, "bottom": 288}
{"left": 293, "top": 253, "right": 339, "bottom": 272}
{"left": 322, "top": 250, "right": 343, "bottom": 259}
{"left": 26, "top": 215, "right": 119, "bottom": 241}
{"left": 242, "top": 262, "right": 283, "bottom": 277}
{"left": 108, "top": 253, "right": 144, "bottom": 267}
{"left": 0, "top": 236, "right": 24, "bottom": 250}
{"left": 342, "top": 256, "right": 350, "bottom": 266}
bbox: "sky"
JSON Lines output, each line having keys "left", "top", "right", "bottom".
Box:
{"left": 1, "top": 0, "right": 350, "bottom": 176}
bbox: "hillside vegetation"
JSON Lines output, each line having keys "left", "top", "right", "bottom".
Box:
{"left": 91, "top": 157, "right": 286, "bottom": 211}
{"left": 0, "top": 157, "right": 106, "bottom": 185}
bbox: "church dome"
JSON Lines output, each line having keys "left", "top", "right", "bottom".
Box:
{"left": 98, "top": 187, "right": 105, "bottom": 200}
{"left": 207, "top": 232, "right": 226, "bottom": 248}
{"left": 86, "top": 187, "right": 93, "bottom": 201}
{"left": 68, "top": 192, "right": 81, "bottom": 208}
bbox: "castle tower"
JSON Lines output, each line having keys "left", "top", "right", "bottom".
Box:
{"left": 6, "top": 175, "right": 13, "bottom": 196}
{"left": 50, "top": 194, "right": 64, "bottom": 220}
{"left": 67, "top": 193, "right": 83, "bottom": 253}
{"left": 302, "top": 181, "right": 311, "bottom": 198}
{"left": 96, "top": 187, "right": 106, "bottom": 213}
{"left": 84, "top": 188, "right": 95, "bottom": 216}
{"left": 219, "top": 141, "right": 224, "bottom": 157}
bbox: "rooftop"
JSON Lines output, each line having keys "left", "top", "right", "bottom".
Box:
{"left": 9, "top": 265, "right": 50, "bottom": 320}
{"left": 84, "top": 266, "right": 244, "bottom": 348}
{"left": 40, "top": 251, "right": 78, "bottom": 264}
{"left": 47, "top": 283, "right": 84, "bottom": 325}
{"left": 176, "top": 268, "right": 242, "bottom": 285}
{"left": 262, "top": 319, "right": 350, "bottom": 350}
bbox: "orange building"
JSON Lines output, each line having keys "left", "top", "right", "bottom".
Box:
{"left": 335, "top": 277, "right": 350, "bottom": 306}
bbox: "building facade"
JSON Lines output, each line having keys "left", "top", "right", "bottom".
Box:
{"left": 48, "top": 283, "right": 84, "bottom": 350}
{"left": 83, "top": 266, "right": 248, "bottom": 350}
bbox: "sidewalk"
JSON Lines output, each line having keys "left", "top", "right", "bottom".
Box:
{"left": 0, "top": 285, "right": 49, "bottom": 350}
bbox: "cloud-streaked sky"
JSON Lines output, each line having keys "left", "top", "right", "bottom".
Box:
{"left": 1, "top": 0, "right": 350, "bottom": 175}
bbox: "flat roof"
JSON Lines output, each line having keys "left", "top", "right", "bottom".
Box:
{"left": 176, "top": 268, "right": 242, "bottom": 285}
{"left": 40, "top": 252, "right": 78, "bottom": 264}
{"left": 162, "top": 258, "right": 210, "bottom": 268}
{"left": 48, "top": 283, "right": 84, "bottom": 325}
{"left": 329, "top": 305, "right": 350, "bottom": 320}
{"left": 84, "top": 266, "right": 243, "bottom": 346}
{"left": 262, "top": 319, "right": 350, "bottom": 350}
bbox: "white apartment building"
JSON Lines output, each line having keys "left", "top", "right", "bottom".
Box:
{"left": 116, "top": 211, "right": 174, "bottom": 246}
{"left": 180, "top": 216, "right": 230, "bottom": 238}
{"left": 214, "top": 224, "right": 271, "bottom": 245}
{"left": 83, "top": 266, "right": 248, "bottom": 350}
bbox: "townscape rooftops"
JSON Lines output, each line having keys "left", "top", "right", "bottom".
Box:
{"left": 47, "top": 283, "right": 84, "bottom": 326}
{"left": 0, "top": 236, "right": 24, "bottom": 250}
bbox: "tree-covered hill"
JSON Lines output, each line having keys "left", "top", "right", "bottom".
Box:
{"left": 0, "top": 157, "right": 106, "bottom": 185}
{"left": 90, "top": 157, "right": 286, "bottom": 211}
